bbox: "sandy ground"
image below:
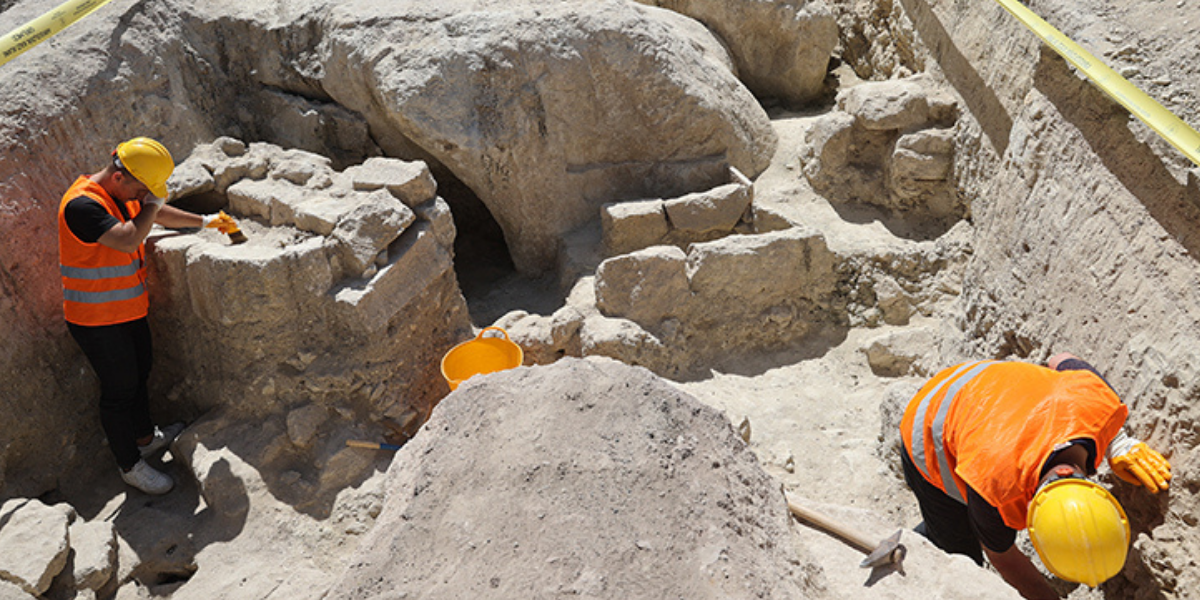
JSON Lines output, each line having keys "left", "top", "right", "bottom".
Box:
{"left": 672, "top": 111, "right": 937, "bottom": 592}
{"left": 456, "top": 108, "right": 1001, "bottom": 596}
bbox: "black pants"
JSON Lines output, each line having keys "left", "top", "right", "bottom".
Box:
{"left": 68, "top": 317, "right": 155, "bottom": 471}
{"left": 901, "top": 446, "right": 984, "bottom": 565}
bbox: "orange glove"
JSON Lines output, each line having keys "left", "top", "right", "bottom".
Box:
{"left": 202, "top": 211, "right": 239, "bottom": 234}
{"left": 1108, "top": 432, "right": 1171, "bottom": 493}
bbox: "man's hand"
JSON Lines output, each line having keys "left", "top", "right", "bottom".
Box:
{"left": 1047, "top": 352, "right": 1078, "bottom": 370}
{"left": 201, "top": 211, "right": 238, "bottom": 233}
{"left": 1108, "top": 431, "right": 1171, "bottom": 493}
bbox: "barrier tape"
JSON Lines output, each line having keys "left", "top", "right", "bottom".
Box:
{"left": 993, "top": 0, "right": 1200, "bottom": 167}
{"left": 1, "top": 0, "right": 114, "bottom": 67}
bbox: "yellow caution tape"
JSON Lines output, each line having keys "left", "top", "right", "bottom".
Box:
{"left": 993, "top": 0, "right": 1200, "bottom": 167}
{"left": 1, "top": 0, "right": 114, "bottom": 67}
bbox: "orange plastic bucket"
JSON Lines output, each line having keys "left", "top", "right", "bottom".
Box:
{"left": 440, "top": 326, "right": 524, "bottom": 391}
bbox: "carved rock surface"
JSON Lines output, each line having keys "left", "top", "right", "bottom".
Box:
{"left": 321, "top": 0, "right": 777, "bottom": 273}
{"left": 638, "top": 0, "right": 839, "bottom": 105}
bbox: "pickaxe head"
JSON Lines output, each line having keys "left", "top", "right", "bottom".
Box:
{"left": 860, "top": 530, "right": 906, "bottom": 570}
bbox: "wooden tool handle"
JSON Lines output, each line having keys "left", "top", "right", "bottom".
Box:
{"left": 786, "top": 499, "right": 875, "bottom": 555}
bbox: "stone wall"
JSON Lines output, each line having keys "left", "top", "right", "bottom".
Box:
{"left": 0, "top": 0, "right": 776, "bottom": 498}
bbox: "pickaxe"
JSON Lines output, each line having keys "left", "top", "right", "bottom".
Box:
{"left": 786, "top": 495, "right": 907, "bottom": 572}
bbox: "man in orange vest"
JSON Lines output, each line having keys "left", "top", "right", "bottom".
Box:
{"left": 58, "top": 137, "right": 238, "bottom": 495}
{"left": 900, "top": 353, "right": 1170, "bottom": 599}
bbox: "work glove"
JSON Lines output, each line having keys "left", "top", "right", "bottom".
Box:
{"left": 201, "top": 211, "right": 239, "bottom": 234}
{"left": 1107, "top": 430, "right": 1171, "bottom": 493}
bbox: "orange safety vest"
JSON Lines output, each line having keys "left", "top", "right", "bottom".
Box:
{"left": 58, "top": 176, "right": 149, "bottom": 326}
{"left": 900, "top": 361, "right": 1127, "bottom": 530}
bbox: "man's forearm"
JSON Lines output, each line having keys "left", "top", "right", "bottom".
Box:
{"left": 153, "top": 204, "right": 204, "bottom": 229}
{"left": 985, "top": 546, "right": 1058, "bottom": 600}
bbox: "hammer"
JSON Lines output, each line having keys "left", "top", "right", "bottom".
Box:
{"left": 786, "top": 496, "right": 907, "bottom": 570}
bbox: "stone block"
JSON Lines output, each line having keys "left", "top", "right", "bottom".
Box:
{"left": 344, "top": 157, "right": 437, "bottom": 208}
{"left": 892, "top": 128, "right": 954, "bottom": 180}
{"left": 595, "top": 245, "right": 690, "bottom": 327}
{"left": 334, "top": 224, "right": 453, "bottom": 334}
{"left": 293, "top": 193, "right": 361, "bottom": 236}
{"left": 270, "top": 156, "right": 328, "bottom": 186}
{"left": 187, "top": 237, "right": 333, "bottom": 327}
{"left": 69, "top": 520, "right": 116, "bottom": 592}
{"left": 0, "top": 499, "right": 71, "bottom": 596}
{"left": 167, "top": 160, "right": 215, "bottom": 200}
{"left": 210, "top": 149, "right": 271, "bottom": 192}
{"left": 226, "top": 178, "right": 306, "bottom": 224}
{"left": 838, "top": 76, "right": 932, "bottom": 131}
{"left": 601, "top": 199, "right": 668, "bottom": 256}
{"left": 414, "top": 197, "right": 456, "bottom": 249}
{"left": 685, "top": 228, "right": 836, "bottom": 304}
{"left": 663, "top": 183, "right": 750, "bottom": 235}
{"left": 331, "top": 190, "right": 416, "bottom": 277}
{"left": 287, "top": 404, "right": 330, "bottom": 449}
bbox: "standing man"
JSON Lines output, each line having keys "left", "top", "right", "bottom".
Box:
{"left": 900, "top": 353, "right": 1171, "bottom": 599}
{"left": 58, "top": 137, "right": 236, "bottom": 494}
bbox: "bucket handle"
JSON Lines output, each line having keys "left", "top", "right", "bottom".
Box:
{"left": 477, "top": 326, "right": 511, "bottom": 341}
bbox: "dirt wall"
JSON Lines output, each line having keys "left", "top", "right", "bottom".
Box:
{"left": 897, "top": 0, "right": 1200, "bottom": 594}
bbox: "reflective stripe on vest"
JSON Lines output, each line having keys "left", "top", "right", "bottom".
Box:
{"left": 909, "top": 360, "right": 998, "bottom": 503}
{"left": 62, "top": 281, "right": 145, "bottom": 304}
{"left": 58, "top": 176, "right": 150, "bottom": 325}
{"left": 60, "top": 259, "right": 142, "bottom": 281}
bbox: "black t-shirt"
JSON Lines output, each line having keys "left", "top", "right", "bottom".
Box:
{"left": 968, "top": 358, "right": 1108, "bottom": 552}
{"left": 64, "top": 197, "right": 120, "bottom": 243}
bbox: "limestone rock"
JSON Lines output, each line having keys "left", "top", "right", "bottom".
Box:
{"left": 0, "top": 499, "right": 72, "bottom": 596}
{"left": 890, "top": 127, "right": 958, "bottom": 216}
{"left": 413, "top": 197, "right": 457, "bottom": 249}
{"left": 663, "top": 182, "right": 751, "bottom": 235}
{"left": 287, "top": 404, "right": 331, "bottom": 449}
{"left": 330, "top": 190, "right": 416, "bottom": 278}
{"left": 637, "top": 0, "right": 839, "bottom": 106}
{"left": 602, "top": 168, "right": 756, "bottom": 256}
{"left": 344, "top": 157, "right": 438, "bottom": 208}
{"left": 69, "top": 520, "right": 117, "bottom": 592}
{"left": 861, "top": 327, "right": 937, "bottom": 377}
{"left": 595, "top": 246, "right": 691, "bottom": 328}
{"left": 322, "top": 0, "right": 777, "bottom": 273}
{"left": 580, "top": 314, "right": 674, "bottom": 376}
{"left": 587, "top": 227, "right": 841, "bottom": 376}
{"left": 601, "top": 200, "right": 669, "bottom": 256}
{"left": 685, "top": 228, "right": 838, "bottom": 309}
{"left": 494, "top": 305, "right": 586, "bottom": 366}
{"left": 838, "top": 77, "right": 932, "bottom": 131}
{"left": 802, "top": 74, "right": 963, "bottom": 225}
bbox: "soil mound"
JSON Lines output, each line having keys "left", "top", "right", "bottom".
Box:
{"left": 327, "top": 356, "right": 821, "bottom": 599}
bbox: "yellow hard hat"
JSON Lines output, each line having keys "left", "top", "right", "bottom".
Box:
{"left": 1027, "top": 469, "right": 1131, "bottom": 587}
{"left": 114, "top": 137, "right": 174, "bottom": 198}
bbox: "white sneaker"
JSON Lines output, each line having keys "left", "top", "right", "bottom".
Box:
{"left": 121, "top": 459, "right": 174, "bottom": 495}
{"left": 138, "top": 422, "right": 185, "bottom": 458}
